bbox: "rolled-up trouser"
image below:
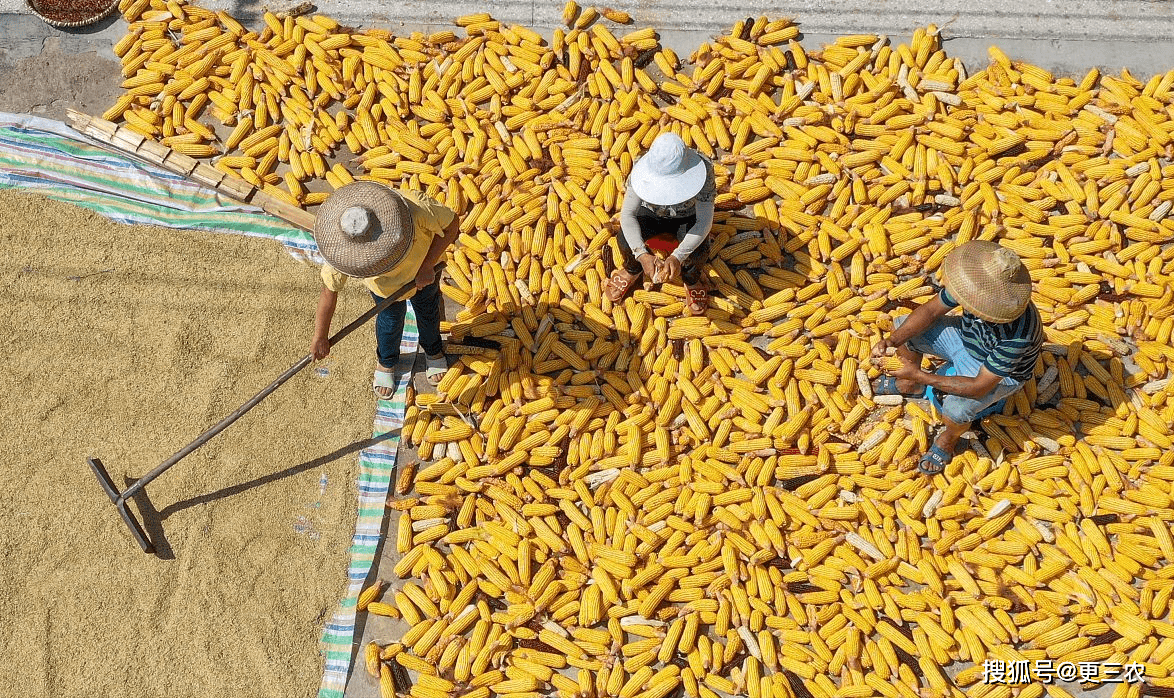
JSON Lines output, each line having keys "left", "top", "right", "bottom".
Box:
{"left": 893, "top": 313, "right": 1024, "bottom": 424}
{"left": 616, "top": 210, "right": 710, "bottom": 286}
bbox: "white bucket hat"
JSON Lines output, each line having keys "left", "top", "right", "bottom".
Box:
{"left": 629, "top": 132, "right": 708, "bottom": 207}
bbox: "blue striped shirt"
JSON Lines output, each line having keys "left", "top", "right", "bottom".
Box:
{"left": 939, "top": 287, "right": 1043, "bottom": 382}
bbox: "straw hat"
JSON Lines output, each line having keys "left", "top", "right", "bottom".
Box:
{"left": 313, "top": 181, "right": 415, "bottom": 278}
{"left": 629, "top": 133, "right": 708, "bottom": 206}
{"left": 942, "top": 240, "right": 1033, "bottom": 323}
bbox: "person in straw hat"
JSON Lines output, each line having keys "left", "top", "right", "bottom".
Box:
{"left": 872, "top": 240, "right": 1043, "bottom": 476}
{"left": 606, "top": 132, "right": 716, "bottom": 316}
{"left": 308, "top": 181, "right": 460, "bottom": 400}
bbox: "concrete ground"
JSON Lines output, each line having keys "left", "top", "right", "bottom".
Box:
{"left": 1, "top": 2, "right": 1166, "bottom": 697}
{"left": 2, "top": 0, "right": 1172, "bottom": 125}
{"left": 4, "top": 0, "right": 1174, "bottom": 120}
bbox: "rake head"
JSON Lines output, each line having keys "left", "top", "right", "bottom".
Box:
{"left": 88, "top": 457, "right": 155, "bottom": 554}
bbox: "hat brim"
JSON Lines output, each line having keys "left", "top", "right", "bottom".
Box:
{"left": 314, "top": 182, "right": 414, "bottom": 278}
{"left": 629, "top": 149, "right": 707, "bottom": 206}
{"left": 943, "top": 241, "right": 1033, "bottom": 323}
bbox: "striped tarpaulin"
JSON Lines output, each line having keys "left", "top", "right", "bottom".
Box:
{"left": 317, "top": 308, "right": 417, "bottom": 698}
{"left": 0, "top": 112, "right": 322, "bottom": 265}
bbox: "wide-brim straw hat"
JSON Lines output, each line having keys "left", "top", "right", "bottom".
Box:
{"left": 314, "top": 181, "right": 414, "bottom": 278}
{"left": 629, "top": 132, "right": 708, "bottom": 206}
{"left": 942, "top": 240, "right": 1033, "bottom": 323}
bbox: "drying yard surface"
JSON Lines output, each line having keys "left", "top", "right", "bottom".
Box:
{"left": 0, "top": 190, "right": 378, "bottom": 698}
{"left": 84, "top": 0, "right": 1174, "bottom": 697}
{"left": 5, "top": 0, "right": 1174, "bottom": 695}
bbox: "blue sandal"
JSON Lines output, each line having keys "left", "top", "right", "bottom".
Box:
{"left": 875, "top": 375, "right": 925, "bottom": 399}
{"left": 918, "top": 444, "right": 952, "bottom": 476}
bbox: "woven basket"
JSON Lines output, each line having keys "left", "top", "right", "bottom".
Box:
{"left": 26, "top": 0, "right": 119, "bottom": 28}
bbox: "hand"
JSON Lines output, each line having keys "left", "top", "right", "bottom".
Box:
{"left": 310, "top": 336, "right": 331, "bottom": 360}
{"left": 660, "top": 255, "right": 682, "bottom": 282}
{"left": 871, "top": 337, "right": 893, "bottom": 359}
{"left": 886, "top": 353, "right": 922, "bottom": 381}
{"left": 415, "top": 263, "right": 436, "bottom": 289}
{"left": 638, "top": 253, "right": 660, "bottom": 279}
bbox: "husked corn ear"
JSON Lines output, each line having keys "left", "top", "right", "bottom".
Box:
{"left": 102, "top": 5, "right": 1174, "bottom": 696}
{"left": 365, "top": 641, "right": 381, "bottom": 677}
{"left": 169, "top": 142, "right": 221, "bottom": 157}
{"left": 366, "top": 602, "right": 400, "bottom": 618}
{"left": 357, "top": 579, "right": 386, "bottom": 611}
{"left": 561, "top": 0, "right": 580, "bottom": 26}
{"left": 602, "top": 7, "right": 631, "bottom": 23}
{"left": 379, "top": 664, "right": 396, "bottom": 698}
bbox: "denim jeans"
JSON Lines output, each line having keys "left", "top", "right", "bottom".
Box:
{"left": 616, "top": 210, "right": 710, "bottom": 285}
{"left": 371, "top": 278, "right": 443, "bottom": 369}
{"left": 893, "top": 314, "right": 1024, "bottom": 424}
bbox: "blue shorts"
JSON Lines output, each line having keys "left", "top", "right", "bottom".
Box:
{"left": 893, "top": 314, "right": 1024, "bottom": 424}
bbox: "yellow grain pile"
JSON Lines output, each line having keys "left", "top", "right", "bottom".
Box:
{"left": 0, "top": 191, "right": 372, "bottom": 698}
{"left": 104, "top": 1, "right": 1174, "bottom": 697}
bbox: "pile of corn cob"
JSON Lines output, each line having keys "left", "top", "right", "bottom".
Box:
{"left": 104, "top": 1, "right": 1174, "bottom": 697}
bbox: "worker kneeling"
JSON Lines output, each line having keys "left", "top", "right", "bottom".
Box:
{"left": 872, "top": 241, "right": 1043, "bottom": 476}
{"left": 606, "top": 132, "right": 716, "bottom": 316}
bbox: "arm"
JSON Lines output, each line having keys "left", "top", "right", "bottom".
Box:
{"left": 916, "top": 365, "right": 1002, "bottom": 399}
{"left": 619, "top": 186, "right": 650, "bottom": 257}
{"left": 310, "top": 286, "right": 338, "bottom": 359}
{"left": 875, "top": 292, "right": 952, "bottom": 355}
{"left": 416, "top": 216, "right": 460, "bottom": 287}
{"left": 672, "top": 158, "right": 716, "bottom": 261}
{"left": 671, "top": 198, "right": 715, "bottom": 261}
{"left": 423, "top": 216, "right": 459, "bottom": 270}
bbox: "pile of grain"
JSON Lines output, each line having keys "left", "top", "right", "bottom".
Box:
{"left": 0, "top": 190, "right": 379, "bottom": 698}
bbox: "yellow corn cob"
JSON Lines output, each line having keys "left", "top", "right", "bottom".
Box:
{"left": 357, "top": 579, "right": 386, "bottom": 611}
{"left": 561, "top": 0, "right": 580, "bottom": 26}
{"left": 378, "top": 664, "right": 396, "bottom": 698}
{"left": 96, "top": 10, "right": 1174, "bottom": 695}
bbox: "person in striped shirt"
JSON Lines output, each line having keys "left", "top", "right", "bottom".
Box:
{"left": 872, "top": 241, "right": 1043, "bottom": 475}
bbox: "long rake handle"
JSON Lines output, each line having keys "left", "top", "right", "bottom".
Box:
{"left": 117, "top": 273, "right": 428, "bottom": 503}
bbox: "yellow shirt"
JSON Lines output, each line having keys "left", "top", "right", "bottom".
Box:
{"left": 320, "top": 189, "right": 455, "bottom": 298}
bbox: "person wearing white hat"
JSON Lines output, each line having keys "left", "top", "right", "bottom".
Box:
{"left": 606, "top": 132, "right": 716, "bottom": 316}
{"left": 307, "top": 181, "right": 461, "bottom": 400}
{"left": 872, "top": 240, "right": 1043, "bottom": 476}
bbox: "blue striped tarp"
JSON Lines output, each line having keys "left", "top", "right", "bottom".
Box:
{"left": 318, "top": 309, "right": 417, "bottom": 698}
{"left": 0, "top": 112, "right": 321, "bottom": 265}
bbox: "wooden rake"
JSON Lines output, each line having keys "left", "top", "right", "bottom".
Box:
{"left": 89, "top": 276, "right": 424, "bottom": 554}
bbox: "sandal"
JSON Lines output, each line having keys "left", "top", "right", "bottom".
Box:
{"left": 606, "top": 269, "right": 641, "bottom": 303}
{"left": 918, "top": 443, "right": 952, "bottom": 476}
{"left": 425, "top": 353, "right": 449, "bottom": 387}
{"left": 373, "top": 368, "right": 398, "bottom": 401}
{"left": 683, "top": 285, "right": 709, "bottom": 317}
{"left": 874, "top": 375, "right": 926, "bottom": 399}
